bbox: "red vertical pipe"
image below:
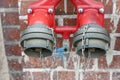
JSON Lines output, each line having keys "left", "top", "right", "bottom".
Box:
{"left": 27, "top": 0, "right": 61, "bottom": 27}
{"left": 71, "top": 0, "right": 104, "bottom": 27}
{"left": 77, "top": 9, "right": 104, "bottom": 27}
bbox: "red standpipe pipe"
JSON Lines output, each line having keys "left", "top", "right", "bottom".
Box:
{"left": 28, "top": 0, "right": 61, "bottom": 27}
{"left": 27, "top": 0, "right": 104, "bottom": 39}
{"left": 71, "top": 0, "right": 104, "bottom": 27}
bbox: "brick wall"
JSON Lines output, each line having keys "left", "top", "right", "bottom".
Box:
{"left": 0, "top": 0, "right": 23, "bottom": 80}
{"left": 1, "top": 0, "right": 120, "bottom": 80}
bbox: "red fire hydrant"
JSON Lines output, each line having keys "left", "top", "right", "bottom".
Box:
{"left": 20, "top": 0, "right": 110, "bottom": 58}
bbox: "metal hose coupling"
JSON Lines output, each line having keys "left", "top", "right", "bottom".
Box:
{"left": 73, "top": 24, "right": 110, "bottom": 58}
{"left": 20, "top": 24, "right": 55, "bottom": 58}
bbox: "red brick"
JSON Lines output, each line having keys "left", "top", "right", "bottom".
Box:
{"left": 10, "top": 73, "right": 23, "bottom": 80}
{"left": 20, "top": 1, "right": 35, "bottom": 15}
{"left": 23, "top": 55, "right": 64, "bottom": 68}
{"left": 67, "top": 57, "right": 74, "bottom": 69}
{"left": 104, "top": 0, "right": 113, "bottom": 14}
{"left": 109, "top": 55, "right": 120, "bottom": 68}
{"left": 53, "top": 71, "right": 75, "bottom": 80}
{"left": 55, "top": 19, "right": 58, "bottom": 26}
{"left": 105, "top": 18, "right": 120, "bottom": 33}
{"left": 112, "top": 72, "right": 120, "bottom": 80}
{"left": 80, "top": 57, "right": 94, "bottom": 69}
{"left": 23, "top": 72, "right": 31, "bottom": 80}
{"left": 53, "top": 55, "right": 64, "bottom": 68}
{"left": 116, "top": 20, "right": 120, "bottom": 33}
{"left": 33, "top": 72, "right": 50, "bottom": 80}
{"left": 0, "top": 0, "right": 18, "bottom": 8}
{"left": 83, "top": 72, "right": 110, "bottom": 80}
{"left": 116, "top": 1, "right": 120, "bottom": 10}
{"left": 67, "top": 0, "right": 75, "bottom": 14}
{"left": 99, "top": 55, "right": 120, "bottom": 69}
{"left": 20, "top": 0, "right": 38, "bottom": 1}
{"left": 104, "top": 19, "right": 112, "bottom": 33}
{"left": 98, "top": 56, "right": 108, "bottom": 69}
{"left": 8, "top": 59, "right": 22, "bottom": 71}
{"left": 23, "top": 72, "right": 50, "bottom": 80}
{"left": 3, "top": 28, "right": 20, "bottom": 41}
{"left": 66, "top": 55, "right": 94, "bottom": 70}
{"left": 55, "top": 0, "right": 65, "bottom": 15}
{"left": 69, "top": 37, "right": 75, "bottom": 51}
{"left": 114, "top": 38, "right": 120, "bottom": 51}
{"left": 1, "top": 12, "right": 19, "bottom": 25}
{"left": 56, "top": 38, "right": 63, "bottom": 48}
{"left": 64, "top": 18, "right": 76, "bottom": 26}
{"left": 23, "top": 57, "right": 41, "bottom": 68}
{"left": 42, "top": 56, "right": 63, "bottom": 68}
{"left": 54, "top": 54, "right": 94, "bottom": 69}
{"left": 5, "top": 45, "right": 22, "bottom": 56}
{"left": 20, "top": 20, "right": 28, "bottom": 31}
{"left": 95, "top": 0, "right": 113, "bottom": 14}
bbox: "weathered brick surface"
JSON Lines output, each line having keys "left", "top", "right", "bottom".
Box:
{"left": 99, "top": 55, "right": 120, "bottom": 69}
{"left": 56, "top": 38, "right": 63, "bottom": 48}
{"left": 53, "top": 71, "right": 75, "bottom": 80}
{"left": 0, "top": 0, "right": 18, "bottom": 8}
{"left": 23, "top": 55, "right": 64, "bottom": 68}
{"left": 1, "top": 0, "right": 120, "bottom": 80}
{"left": 5, "top": 45, "right": 21, "bottom": 56}
{"left": 23, "top": 72, "right": 50, "bottom": 80}
{"left": 8, "top": 58, "right": 22, "bottom": 71}
{"left": 103, "top": 0, "right": 113, "bottom": 14}
{"left": 67, "top": 0, "right": 75, "bottom": 14}
{"left": 22, "top": 57, "right": 42, "bottom": 68}
{"left": 80, "top": 57, "right": 94, "bottom": 69}
{"left": 112, "top": 72, "right": 120, "bottom": 80}
{"left": 23, "top": 72, "right": 31, "bottom": 80}
{"left": 98, "top": 56, "right": 108, "bottom": 69}
{"left": 83, "top": 72, "right": 110, "bottom": 80}
{"left": 55, "top": 0, "right": 65, "bottom": 15}
{"left": 10, "top": 73, "right": 23, "bottom": 80}
{"left": 33, "top": 72, "right": 50, "bottom": 80}
{"left": 20, "top": 1, "right": 35, "bottom": 15}
{"left": 3, "top": 28, "right": 20, "bottom": 41}
{"left": 116, "top": 24, "right": 120, "bottom": 33}
{"left": 64, "top": 18, "right": 76, "bottom": 26}
{"left": 1, "top": 12, "right": 19, "bottom": 25}
{"left": 109, "top": 55, "right": 120, "bottom": 68}
{"left": 104, "top": 19, "right": 112, "bottom": 33}
{"left": 19, "top": 20, "right": 28, "bottom": 31}
{"left": 114, "top": 38, "right": 120, "bottom": 51}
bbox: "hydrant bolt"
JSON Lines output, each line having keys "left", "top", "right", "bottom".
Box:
{"left": 99, "top": 8, "right": 104, "bottom": 13}
{"left": 27, "top": 8, "right": 32, "bottom": 14}
{"left": 48, "top": 8, "right": 54, "bottom": 13}
{"left": 78, "top": 8, "right": 83, "bottom": 13}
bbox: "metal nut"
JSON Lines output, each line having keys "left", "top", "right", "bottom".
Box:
{"left": 48, "top": 8, "right": 54, "bottom": 13}
{"left": 78, "top": 8, "right": 83, "bottom": 13}
{"left": 99, "top": 8, "right": 104, "bottom": 13}
{"left": 27, "top": 8, "right": 32, "bottom": 14}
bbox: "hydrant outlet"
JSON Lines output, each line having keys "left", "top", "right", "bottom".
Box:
{"left": 73, "top": 24, "right": 110, "bottom": 58}
{"left": 20, "top": 24, "right": 55, "bottom": 58}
